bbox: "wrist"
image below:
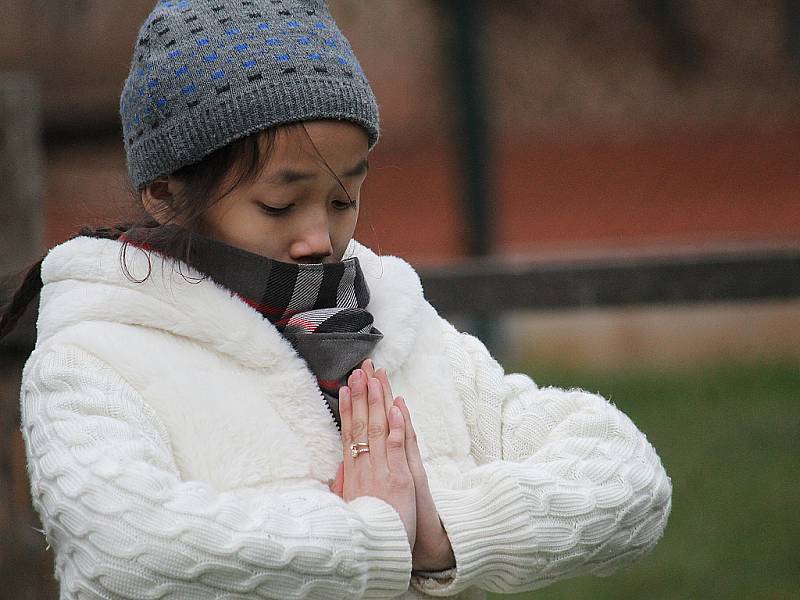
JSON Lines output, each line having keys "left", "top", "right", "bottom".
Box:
{"left": 412, "top": 527, "right": 455, "bottom": 571}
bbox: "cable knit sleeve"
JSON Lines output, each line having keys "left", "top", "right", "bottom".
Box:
{"left": 20, "top": 344, "right": 412, "bottom": 600}
{"left": 410, "top": 326, "right": 672, "bottom": 597}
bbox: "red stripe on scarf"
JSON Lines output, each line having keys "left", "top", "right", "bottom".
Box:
{"left": 238, "top": 296, "right": 304, "bottom": 319}
{"left": 277, "top": 315, "right": 322, "bottom": 332}
{"left": 318, "top": 378, "right": 341, "bottom": 391}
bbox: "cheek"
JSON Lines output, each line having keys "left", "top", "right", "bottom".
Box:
{"left": 340, "top": 207, "right": 359, "bottom": 239}
{"left": 210, "top": 204, "right": 257, "bottom": 240}
{"left": 331, "top": 208, "right": 359, "bottom": 256}
{"left": 204, "top": 201, "right": 284, "bottom": 256}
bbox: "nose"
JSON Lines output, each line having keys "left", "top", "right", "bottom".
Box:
{"left": 288, "top": 213, "right": 334, "bottom": 263}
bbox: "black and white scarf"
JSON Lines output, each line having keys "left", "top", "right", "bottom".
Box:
{"left": 118, "top": 226, "right": 382, "bottom": 429}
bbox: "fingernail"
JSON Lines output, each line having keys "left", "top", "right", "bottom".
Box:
{"left": 340, "top": 386, "right": 350, "bottom": 401}
{"left": 352, "top": 369, "right": 362, "bottom": 382}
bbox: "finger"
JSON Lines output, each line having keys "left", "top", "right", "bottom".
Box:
{"left": 347, "top": 369, "right": 369, "bottom": 445}
{"left": 385, "top": 405, "right": 410, "bottom": 475}
{"left": 361, "top": 358, "right": 375, "bottom": 379}
{"left": 375, "top": 368, "right": 394, "bottom": 415}
{"left": 366, "top": 377, "right": 388, "bottom": 467}
{"left": 395, "top": 397, "right": 416, "bottom": 444}
{"left": 395, "top": 397, "right": 433, "bottom": 493}
{"left": 339, "top": 386, "right": 355, "bottom": 468}
{"left": 395, "top": 397, "right": 425, "bottom": 473}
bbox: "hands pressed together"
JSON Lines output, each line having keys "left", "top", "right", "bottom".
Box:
{"left": 328, "top": 359, "right": 456, "bottom": 573}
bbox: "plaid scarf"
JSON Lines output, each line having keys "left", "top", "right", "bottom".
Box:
{"left": 117, "top": 226, "right": 382, "bottom": 429}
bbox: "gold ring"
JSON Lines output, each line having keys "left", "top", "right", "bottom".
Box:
{"left": 350, "top": 442, "right": 370, "bottom": 458}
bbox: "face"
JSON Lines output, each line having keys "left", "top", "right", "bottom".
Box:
{"left": 149, "top": 119, "right": 369, "bottom": 264}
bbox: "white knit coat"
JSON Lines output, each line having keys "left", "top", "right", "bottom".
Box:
{"left": 19, "top": 236, "right": 672, "bottom": 599}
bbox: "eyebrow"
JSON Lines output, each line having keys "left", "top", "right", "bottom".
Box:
{"left": 267, "top": 158, "right": 370, "bottom": 185}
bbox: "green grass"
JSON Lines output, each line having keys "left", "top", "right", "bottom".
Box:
{"left": 487, "top": 359, "right": 800, "bottom": 600}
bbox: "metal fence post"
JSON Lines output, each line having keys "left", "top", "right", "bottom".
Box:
{"left": 442, "top": 0, "right": 493, "bottom": 258}
{"left": 787, "top": 0, "right": 800, "bottom": 74}
{"left": 440, "top": 0, "right": 500, "bottom": 355}
{"left": 0, "top": 72, "right": 52, "bottom": 597}
{"left": 0, "top": 72, "right": 44, "bottom": 351}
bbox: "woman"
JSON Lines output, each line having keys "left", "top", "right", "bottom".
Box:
{"left": 2, "top": 1, "right": 672, "bottom": 598}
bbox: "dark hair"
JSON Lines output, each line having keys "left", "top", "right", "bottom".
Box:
{"left": 0, "top": 122, "right": 354, "bottom": 341}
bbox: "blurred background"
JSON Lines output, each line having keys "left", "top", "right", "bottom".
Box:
{"left": 1, "top": 0, "right": 798, "bottom": 598}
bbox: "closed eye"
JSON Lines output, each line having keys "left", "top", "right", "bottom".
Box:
{"left": 332, "top": 199, "right": 357, "bottom": 210}
{"left": 258, "top": 202, "right": 292, "bottom": 216}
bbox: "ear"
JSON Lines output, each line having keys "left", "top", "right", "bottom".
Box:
{"left": 141, "top": 176, "right": 182, "bottom": 224}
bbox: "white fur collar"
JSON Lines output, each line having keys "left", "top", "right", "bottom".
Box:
{"left": 37, "top": 236, "right": 425, "bottom": 373}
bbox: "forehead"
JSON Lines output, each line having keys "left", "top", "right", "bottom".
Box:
{"left": 260, "top": 120, "right": 369, "bottom": 184}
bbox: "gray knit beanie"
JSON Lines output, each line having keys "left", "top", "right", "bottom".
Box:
{"left": 120, "top": 0, "right": 380, "bottom": 190}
